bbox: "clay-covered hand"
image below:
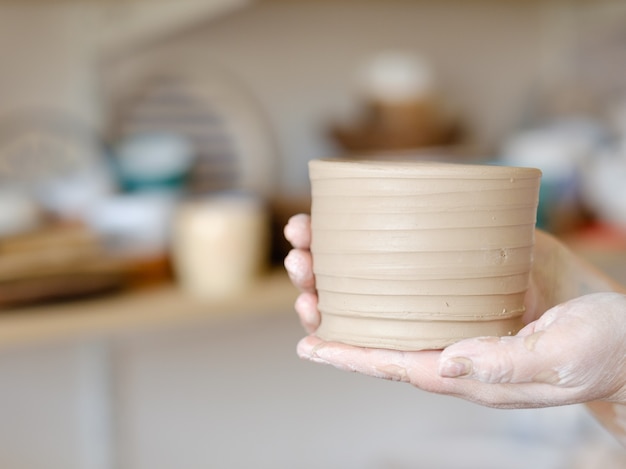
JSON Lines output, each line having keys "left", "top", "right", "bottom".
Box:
{"left": 283, "top": 214, "right": 319, "bottom": 334}
{"left": 284, "top": 214, "right": 626, "bottom": 442}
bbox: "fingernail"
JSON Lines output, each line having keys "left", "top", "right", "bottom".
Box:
{"left": 439, "top": 357, "right": 473, "bottom": 378}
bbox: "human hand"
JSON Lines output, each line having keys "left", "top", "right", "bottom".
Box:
{"left": 284, "top": 214, "right": 626, "bottom": 412}
{"left": 283, "top": 214, "right": 318, "bottom": 334}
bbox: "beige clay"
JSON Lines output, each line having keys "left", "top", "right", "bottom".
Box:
{"left": 309, "top": 158, "right": 542, "bottom": 351}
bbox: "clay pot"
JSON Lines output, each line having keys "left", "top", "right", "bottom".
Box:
{"left": 309, "top": 158, "right": 542, "bottom": 350}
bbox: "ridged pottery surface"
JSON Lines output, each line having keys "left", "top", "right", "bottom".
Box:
{"left": 309, "top": 158, "right": 542, "bottom": 351}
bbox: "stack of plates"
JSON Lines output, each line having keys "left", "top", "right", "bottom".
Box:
{"left": 309, "top": 158, "right": 541, "bottom": 350}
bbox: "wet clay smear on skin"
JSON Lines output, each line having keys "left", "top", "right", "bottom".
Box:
{"left": 309, "top": 158, "right": 542, "bottom": 351}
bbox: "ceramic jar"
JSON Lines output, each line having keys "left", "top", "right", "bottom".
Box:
{"left": 172, "top": 194, "right": 269, "bottom": 300}
{"left": 309, "top": 158, "right": 542, "bottom": 350}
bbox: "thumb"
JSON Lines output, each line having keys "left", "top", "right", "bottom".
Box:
{"left": 437, "top": 327, "right": 561, "bottom": 385}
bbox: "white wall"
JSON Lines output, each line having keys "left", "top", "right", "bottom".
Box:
{"left": 0, "top": 0, "right": 247, "bottom": 132}
{"left": 2, "top": 1, "right": 623, "bottom": 196}
{"left": 0, "top": 341, "right": 113, "bottom": 469}
{"left": 101, "top": 0, "right": 562, "bottom": 196}
{"left": 0, "top": 4, "right": 103, "bottom": 128}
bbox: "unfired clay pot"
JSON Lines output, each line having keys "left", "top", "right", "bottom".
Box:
{"left": 309, "top": 158, "right": 542, "bottom": 351}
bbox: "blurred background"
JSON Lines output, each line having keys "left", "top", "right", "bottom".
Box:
{"left": 0, "top": 0, "right": 626, "bottom": 468}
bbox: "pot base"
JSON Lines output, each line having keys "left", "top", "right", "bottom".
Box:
{"left": 316, "top": 312, "right": 524, "bottom": 351}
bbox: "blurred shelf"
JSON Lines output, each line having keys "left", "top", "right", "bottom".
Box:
{"left": 0, "top": 269, "right": 297, "bottom": 350}
{"left": 1, "top": 234, "right": 622, "bottom": 353}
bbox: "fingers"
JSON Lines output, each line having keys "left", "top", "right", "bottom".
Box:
{"left": 297, "top": 335, "right": 445, "bottom": 391}
{"left": 437, "top": 299, "right": 585, "bottom": 387}
{"left": 283, "top": 213, "right": 315, "bottom": 292}
{"left": 284, "top": 214, "right": 320, "bottom": 332}
{"left": 284, "top": 248, "right": 315, "bottom": 292}
{"left": 295, "top": 292, "right": 320, "bottom": 334}
{"left": 438, "top": 333, "right": 562, "bottom": 386}
{"left": 437, "top": 296, "right": 591, "bottom": 386}
{"left": 297, "top": 335, "right": 408, "bottom": 381}
{"left": 284, "top": 214, "right": 311, "bottom": 249}
{"left": 296, "top": 335, "right": 575, "bottom": 408}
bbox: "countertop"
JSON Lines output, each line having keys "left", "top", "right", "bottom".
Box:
{"left": 0, "top": 269, "right": 297, "bottom": 350}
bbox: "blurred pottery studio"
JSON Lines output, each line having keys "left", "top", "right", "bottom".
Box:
{"left": 0, "top": 1, "right": 626, "bottom": 468}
